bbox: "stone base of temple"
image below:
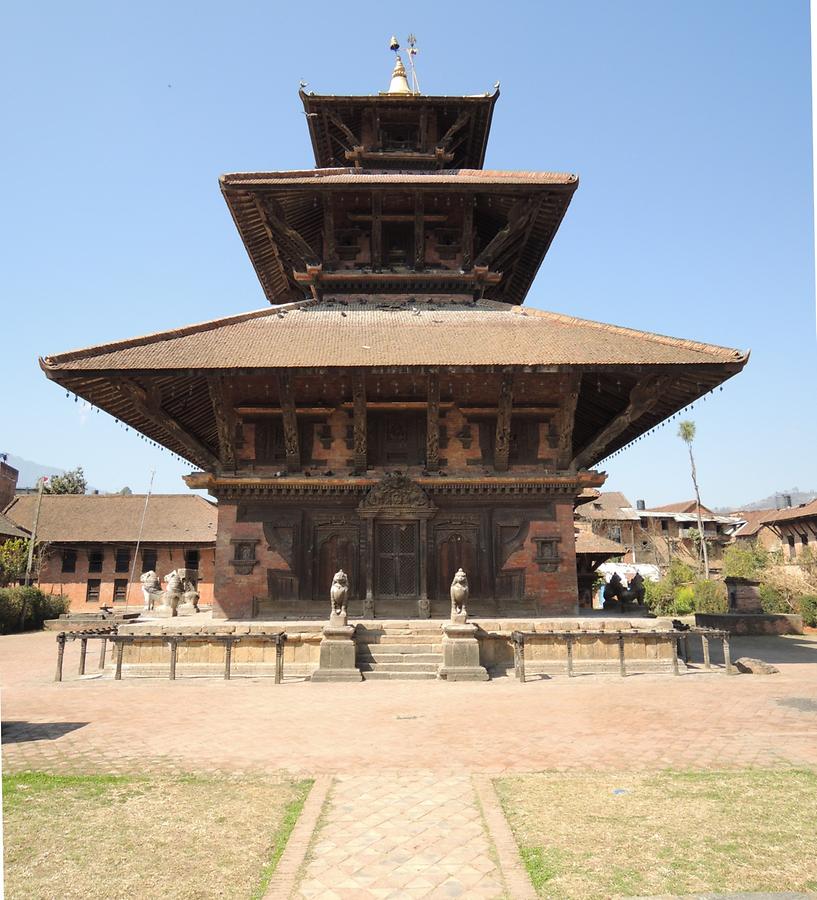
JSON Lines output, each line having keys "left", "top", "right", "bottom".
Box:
{"left": 110, "top": 615, "right": 686, "bottom": 679}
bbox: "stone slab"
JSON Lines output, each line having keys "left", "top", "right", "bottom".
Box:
{"left": 696, "top": 613, "right": 804, "bottom": 636}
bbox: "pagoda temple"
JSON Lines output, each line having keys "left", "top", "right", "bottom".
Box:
{"left": 40, "top": 45, "right": 748, "bottom": 620}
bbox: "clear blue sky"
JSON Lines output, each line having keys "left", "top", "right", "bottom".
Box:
{"left": 1, "top": 1, "right": 813, "bottom": 508}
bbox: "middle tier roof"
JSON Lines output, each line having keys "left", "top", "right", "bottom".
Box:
{"left": 221, "top": 168, "right": 578, "bottom": 307}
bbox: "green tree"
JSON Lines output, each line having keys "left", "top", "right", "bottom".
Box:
{"left": 722, "top": 542, "right": 769, "bottom": 580}
{"left": 678, "top": 421, "right": 709, "bottom": 579}
{"left": 0, "top": 539, "right": 28, "bottom": 586}
{"left": 44, "top": 467, "right": 86, "bottom": 495}
{"left": 119, "top": 486, "right": 132, "bottom": 495}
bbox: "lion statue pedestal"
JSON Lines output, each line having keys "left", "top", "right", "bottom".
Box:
{"left": 439, "top": 569, "right": 488, "bottom": 681}
{"left": 312, "top": 569, "right": 362, "bottom": 682}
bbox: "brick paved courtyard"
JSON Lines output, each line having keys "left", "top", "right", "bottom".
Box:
{"left": 3, "top": 629, "right": 817, "bottom": 898}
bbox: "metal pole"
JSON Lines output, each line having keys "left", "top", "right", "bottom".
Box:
{"left": 24, "top": 476, "right": 46, "bottom": 586}
{"left": 124, "top": 470, "right": 155, "bottom": 614}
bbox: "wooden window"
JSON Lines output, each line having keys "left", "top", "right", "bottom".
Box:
{"left": 184, "top": 548, "right": 200, "bottom": 569}
{"left": 86, "top": 579, "right": 101, "bottom": 603}
{"left": 380, "top": 123, "right": 419, "bottom": 151}
{"left": 639, "top": 518, "right": 649, "bottom": 530}
{"left": 478, "top": 419, "right": 543, "bottom": 466}
{"left": 88, "top": 548, "right": 104, "bottom": 573}
{"left": 608, "top": 526, "right": 622, "bottom": 543}
{"left": 382, "top": 222, "right": 414, "bottom": 266}
{"left": 61, "top": 549, "right": 77, "bottom": 573}
{"left": 660, "top": 519, "right": 669, "bottom": 532}
{"left": 801, "top": 534, "right": 809, "bottom": 546}
{"left": 113, "top": 579, "right": 128, "bottom": 602}
{"left": 114, "top": 548, "right": 130, "bottom": 573}
{"left": 253, "top": 420, "right": 312, "bottom": 466}
{"left": 141, "top": 549, "right": 157, "bottom": 572}
{"left": 368, "top": 412, "right": 426, "bottom": 466}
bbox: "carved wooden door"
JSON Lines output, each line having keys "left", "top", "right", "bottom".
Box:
{"left": 436, "top": 531, "right": 479, "bottom": 600}
{"left": 315, "top": 531, "right": 358, "bottom": 601}
{"left": 375, "top": 522, "right": 419, "bottom": 598}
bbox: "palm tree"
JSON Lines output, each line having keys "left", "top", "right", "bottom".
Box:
{"left": 678, "top": 420, "right": 709, "bottom": 579}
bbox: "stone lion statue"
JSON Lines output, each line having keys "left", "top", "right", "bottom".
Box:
{"left": 330, "top": 569, "right": 349, "bottom": 615}
{"left": 140, "top": 570, "right": 162, "bottom": 611}
{"left": 450, "top": 568, "right": 469, "bottom": 618}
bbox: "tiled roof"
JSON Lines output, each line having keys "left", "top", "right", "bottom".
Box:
{"left": 733, "top": 509, "right": 776, "bottom": 538}
{"left": 575, "top": 491, "right": 640, "bottom": 521}
{"left": 574, "top": 531, "right": 627, "bottom": 555}
{"left": 3, "top": 494, "right": 217, "bottom": 544}
{"left": 0, "top": 510, "right": 28, "bottom": 540}
{"left": 760, "top": 499, "right": 817, "bottom": 525}
{"left": 41, "top": 298, "right": 748, "bottom": 372}
{"left": 648, "top": 500, "right": 718, "bottom": 516}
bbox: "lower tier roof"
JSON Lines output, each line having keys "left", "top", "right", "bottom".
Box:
{"left": 39, "top": 297, "right": 748, "bottom": 471}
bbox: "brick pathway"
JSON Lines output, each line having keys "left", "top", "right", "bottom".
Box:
{"left": 294, "top": 773, "right": 506, "bottom": 899}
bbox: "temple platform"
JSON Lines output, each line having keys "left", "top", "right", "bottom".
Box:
{"left": 112, "top": 612, "right": 688, "bottom": 679}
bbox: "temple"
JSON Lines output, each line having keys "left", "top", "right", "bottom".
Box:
{"left": 40, "top": 45, "right": 748, "bottom": 621}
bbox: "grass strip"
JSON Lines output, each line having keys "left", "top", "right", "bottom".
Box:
{"left": 250, "top": 778, "right": 314, "bottom": 900}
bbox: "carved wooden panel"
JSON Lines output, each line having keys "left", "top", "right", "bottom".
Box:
{"left": 267, "top": 570, "right": 299, "bottom": 603}
{"left": 435, "top": 530, "right": 479, "bottom": 600}
{"left": 314, "top": 525, "right": 360, "bottom": 602}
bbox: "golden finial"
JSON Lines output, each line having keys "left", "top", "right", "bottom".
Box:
{"left": 387, "top": 34, "right": 419, "bottom": 94}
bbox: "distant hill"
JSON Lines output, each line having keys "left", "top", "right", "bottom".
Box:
{"left": 715, "top": 487, "right": 817, "bottom": 515}
{"left": 2, "top": 454, "right": 102, "bottom": 493}
{"left": 3, "top": 454, "right": 70, "bottom": 489}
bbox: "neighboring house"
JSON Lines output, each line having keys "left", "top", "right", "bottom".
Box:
{"left": 575, "top": 492, "right": 640, "bottom": 563}
{"left": 0, "top": 509, "right": 28, "bottom": 542}
{"left": 575, "top": 492, "right": 743, "bottom": 573}
{"left": 732, "top": 509, "right": 782, "bottom": 553}
{"left": 759, "top": 500, "right": 817, "bottom": 561}
{"left": 0, "top": 459, "right": 19, "bottom": 511}
{"left": 641, "top": 501, "right": 743, "bottom": 573}
{"left": 3, "top": 494, "right": 217, "bottom": 610}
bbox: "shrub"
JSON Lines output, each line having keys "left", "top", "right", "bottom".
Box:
{"left": 722, "top": 542, "right": 769, "bottom": 580}
{"left": 759, "top": 583, "right": 789, "bottom": 614}
{"left": 0, "top": 587, "right": 68, "bottom": 634}
{"left": 693, "top": 579, "right": 727, "bottom": 614}
{"left": 796, "top": 595, "right": 817, "bottom": 627}
{"left": 674, "top": 585, "right": 695, "bottom": 615}
{"left": 644, "top": 578, "right": 675, "bottom": 616}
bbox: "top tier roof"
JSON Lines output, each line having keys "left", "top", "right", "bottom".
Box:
{"left": 300, "top": 88, "right": 500, "bottom": 170}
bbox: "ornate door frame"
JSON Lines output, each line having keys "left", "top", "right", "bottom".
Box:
{"left": 357, "top": 474, "right": 436, "bottom": 618}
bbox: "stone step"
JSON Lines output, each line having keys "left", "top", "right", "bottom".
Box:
{"left": 358, "top": 661, "right": 440, "bottom": 673}
{"left": 357, "top": 642, "right": 442, "bottom": 655}
{"left": 357, "top": 651, "right": 442, "bottom": 665}
{"left": 360, "top": 636, "right": 443, "bottom": 647}
{"left": 360, "top": 670, "right": 439, "bottom": 681}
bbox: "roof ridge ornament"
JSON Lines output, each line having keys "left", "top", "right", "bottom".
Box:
{"left": 387, "top": 34, "right": 419, "bottom": 95}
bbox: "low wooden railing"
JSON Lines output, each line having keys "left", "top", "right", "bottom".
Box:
{"left": 510, "top": 627, "right": 732, "bottom": 682}
{"left": 55, "top": 630, "right": 287, "bottom": 683}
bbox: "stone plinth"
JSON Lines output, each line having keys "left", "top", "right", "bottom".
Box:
{"left": 438, "top": 622, "right": 488, "bottom": 681}
{"left": 725, "top": 577, "right": 763, "bottom": 613}
{"left": 696, "top": 612, "right": 803, "bottom": 636}
{"left": 311, "top": 624, "right": 362, "bottom": 682}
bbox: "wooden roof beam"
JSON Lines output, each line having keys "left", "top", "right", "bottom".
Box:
{"left": 114, "top": 379, "right": 220, "bottom": 470}
{"left": 571, "top": 375, "right": 676, "bottom": 470}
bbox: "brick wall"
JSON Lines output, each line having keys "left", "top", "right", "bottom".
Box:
{"left": 36, "top": 543, "right": 215, "bottom": 612}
